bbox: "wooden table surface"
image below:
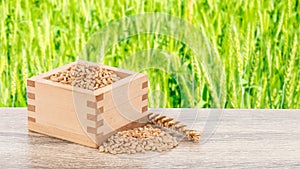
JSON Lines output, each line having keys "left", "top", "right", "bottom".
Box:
{"left": 0, "top": 108, "right": 299, "bottom": 168}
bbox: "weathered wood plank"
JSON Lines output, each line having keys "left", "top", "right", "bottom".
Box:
{"left": 0, "top": 108, "right": 299, "bottom": 168}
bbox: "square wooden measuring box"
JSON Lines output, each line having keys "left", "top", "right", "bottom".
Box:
{"left": 27, "top": 60, "right": 149, "bottom": 148}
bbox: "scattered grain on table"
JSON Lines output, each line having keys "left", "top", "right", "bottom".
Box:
{"left": 98, "top": 124, "right": 178, "bottom": 155}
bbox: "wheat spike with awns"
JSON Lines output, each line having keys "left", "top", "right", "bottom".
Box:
{"left": 148, "top": 112, "right": 201, "bottom": 142}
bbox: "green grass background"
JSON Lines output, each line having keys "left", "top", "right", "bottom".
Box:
{"left": 0, "top": 0, "right": 299, "bottom": 108}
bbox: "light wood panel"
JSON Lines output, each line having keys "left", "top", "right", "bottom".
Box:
{"left": 26, "top": 60, "right": 149, "bottom": 148}
{"left": 1, "top": 108, "right": 300, "bottom": 168}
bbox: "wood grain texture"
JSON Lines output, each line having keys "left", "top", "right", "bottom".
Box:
{"left": 27, "top": 92, "right": 35, "bottom": 100}
{"left": 27, "top": 79, "right": 35, "bottom": 87}
{"left": 26, "top": 60, "right": 149, "bottom": 148}
{"left": 28, "top": 121, "right": 98, "bottom": 148}
{"left": 27, "top": 105, "right": 35, "bottom": 112}
{"left": 0, "top": 108, "right": 300, "bottom": 168}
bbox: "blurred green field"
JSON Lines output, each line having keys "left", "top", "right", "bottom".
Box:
{"left": 0, "top": 0, "right": 299, "bottom": 108}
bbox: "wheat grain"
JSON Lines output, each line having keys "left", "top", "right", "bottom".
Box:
{"left": 188, "top": 0, "right": 194, "bottom": 24}
{"left": 285, "top": 35, "right": 297, "bottom": 107}
{"left": 21, "top": 50, "right": 28, "bottom": 87}
{"left": 48, "top": 63, "right": 121, "bottom": 90}
{"left": 99, "top": 124, "right": 178, "bottom": 154}
{"left": 11, "top": 62, "right": 18, "bottom": 106}
{"left": 148, "top": 113, "right": 201, "bottom": 142}
{"left": 275, "top": 12, "right": 285, "bottom": 39}
{"left": 243, "top": 24, "right": 251, "bottom": 68}
{"left": 1, "top": 0, "right": 300, "bottom": 108}
{"left": 233, "top": 25, "right": 243, "bottom": 82}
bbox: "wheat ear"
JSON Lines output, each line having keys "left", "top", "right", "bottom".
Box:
{"left": 147, "top": 112, "right": 201, "bottom": 142}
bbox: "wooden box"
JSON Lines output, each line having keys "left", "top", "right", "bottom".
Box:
{"left": 27, "top": 60, "right": 149, "bottom": 148}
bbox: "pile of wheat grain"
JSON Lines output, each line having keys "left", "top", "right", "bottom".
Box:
{"left": 99, "top": 113, "right": 201, "bottom": 155}
{"left": 49, "top": 63, "right": 121, "bottom": 90}
{"left": 98, "top": 124, "right": 178, "bottom": 154}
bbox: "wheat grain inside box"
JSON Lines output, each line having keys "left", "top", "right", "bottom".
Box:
{"left": 27, "top": 60, "right": 149, "bottom": 148}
